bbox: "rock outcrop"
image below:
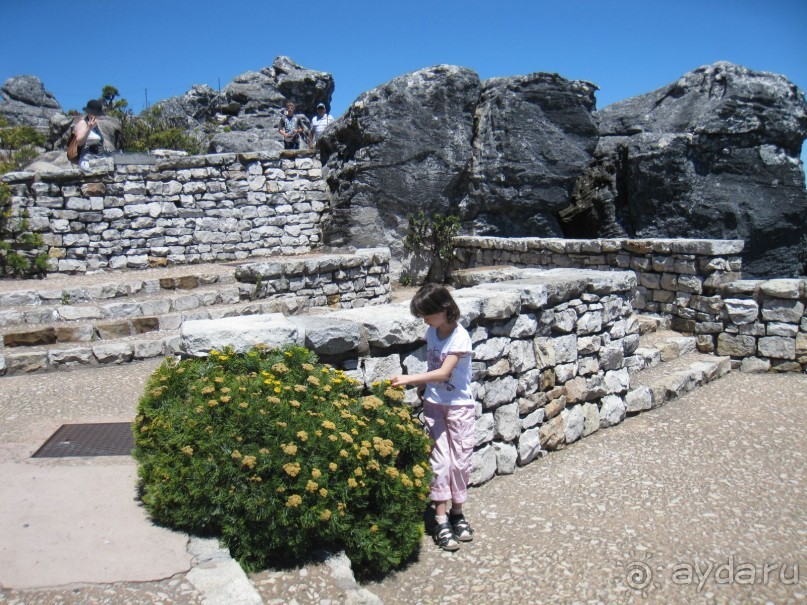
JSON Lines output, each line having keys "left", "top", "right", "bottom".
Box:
{"left": 466, "top": 73, "right": 599, "bottom": 236}
{"left": 565, "top": 62, "right": 807, "bottom": 277}
{"left": 154, "top": 56, "right": 334, "bottom": 153}
{"left": 0, "top": 76, "right": 62, "bottom": 133}
{"left": 320, "top": 65, "right": 482, "bottom": 254}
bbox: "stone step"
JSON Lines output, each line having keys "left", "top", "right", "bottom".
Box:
{"left": 0, "top": 294, "right": 312, "bottom": 376}
{"left": 0, "top": 281, "right": 249, "bottom": 333}
{"left": 0, "top": 265, "right": 239, "bottom": 310}
{"left": 0, "top": 293, "right": 304, "bottom": 353}
{"left": 625, "top": 350, "right": 732, "bottom": 413}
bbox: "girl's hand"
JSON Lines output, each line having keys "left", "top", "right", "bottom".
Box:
{"left": 390, "top": 375, "right": 406, "bottom": 387}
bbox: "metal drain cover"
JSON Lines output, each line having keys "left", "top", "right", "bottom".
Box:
{"left": 32, "top": 422, "right": 134, "bottom": 458}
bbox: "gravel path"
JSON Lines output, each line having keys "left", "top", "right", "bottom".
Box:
{"left": 1, "top": 363, "right": 804, "bottom": 604}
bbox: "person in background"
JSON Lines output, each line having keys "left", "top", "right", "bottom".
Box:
{"left": 391, "top": 283, "right": 477, "bottom": 552}
{"left": 73, "top": 99, "right": 107, "bottom": 170}
{"left": 278, "top": 101, "right": 303, "bottom": 150}
{"left": 309, "top": 102, "right": 334, "bottom": 148}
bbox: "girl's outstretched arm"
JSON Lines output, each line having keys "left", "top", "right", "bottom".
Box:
{"left": 391, "top": 353, "right": 460, "bottom": 387}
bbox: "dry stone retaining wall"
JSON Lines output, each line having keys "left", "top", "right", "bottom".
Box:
{"left": 452, "top": 236, "right": 806, "bottom": 372}
{"left": 181, "top": 268, "right": 645, "bottom": 483}
{"left": 1, "top": 150, "right": 328, "bottom": 274}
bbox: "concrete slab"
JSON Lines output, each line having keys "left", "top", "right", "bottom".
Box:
{"left": 0, "top": 454, "right": 193, "bottom": 589}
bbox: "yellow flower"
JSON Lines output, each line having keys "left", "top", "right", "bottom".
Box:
{"left": 307, "top": 375, "right": 320, "bottom": 386}
{"left": 272, "top": 363, "right": 288, "bottom": 374}
{"left": 354, "top": 467, "right": 363, "bottom": 477}
{"left": 412, "top": 465, "right": 425, "bottom": 478}
{"left": 328, "top": 434, "right": 338, "bottom": 442}
{"left": 400, "top": 474, "right": 413, "bottom": 487}
{"left": 359, "top": 446, "right": 370, "bottom": 457}
{"left": 266, "top": 396, "right": 281, "bottom": 404}
{"left": 340, "top": 432, "right": 353, "bottom": 443}
{"left": 181, "top": 446, "right": 193, "bottom": 456}
{"left": 366, "top": 460, "right": 380, "bottom": 471}
{"left": 207, "top": 400, "right": 218, "bottom": 407}
{"left": 274, "top": 387, "right": 281, "bottom": 394}
{"left": 339, "top": 449, "right": 349, "bottom": 458}
{"left": 320, "top": 509, "right": 332, "bottom": 521}
{"left": 259, "top": 448, "right": 269, "bottom": 455}
{"left": 221, "top": 387, "right": 231, "bottom": 394}
{"left": 238, "top": 402, "right": 248, "bottom": 408}
{"left": 220, "top": 396, "right": 231, "bottom": 403}
{"left": 319, "top": 488, "right": 328, "bottom": 498}
{"left": 321, "top": 420, "right": 336, "bottom": 430}
{"left": 242, "top": 455, "right": 257, "bottom": 470}
{"left": 214, "top": 377, "right": 224, "bottom": 384}
{"left": 373, "top": 437, "right": 395, "bottom": 457}
{"left": 201, "top": 386, "right": 215, "bottom": 395}
{"left": 276, "top": 421, "right": 287, "bottom": 427}
{"left": 370, "top": 524, "right": 378, "bottom": 533}
{"left": 210, "top": 350, "right": 220, "bottom": 356}
{"left": 311, "top": 468, "right": 322, "bottom": 479}
{"left": 384, "top": 387, "right": 404, "bottom": 401}
{"left": 286, "top": 495, "right": 302, "bottom": 508}
{"left": 218, "top": 356, "right": 228, "bottom": 361}
{"left": 306, "top": 480, "right": 319, "bottom": 492}
{"left": 231, "top": 450, "right": 242, "bottom": 460}
{"left": 385, "top": 467, "right": 399, "bottom": 479}
{"left": 329, "top": 463, "right": 338, "bottom": 472}
{"left": 376, "top": 418, "right": 386, "bottom": 425}
{"left": 347, "top": 478, "right": 358, "bottom": 488}
{"left": 362, "top": 395, "right": 383, "bottom": 410}
{"left": 281, "top": 443, "right": 298, "bottom": 456}
{"left": 289, "top": 399, "right": 301, "bottom": 408}
{"left": 283, "top": 462, "right": 301, "bottom": 477}
{"left": 302, "top": 363, "right": 314, "bottom": 371}
{"left": 297, "top": 431, "right": 308, "bottom": 442}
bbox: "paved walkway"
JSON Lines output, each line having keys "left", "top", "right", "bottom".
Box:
{"left": 0, "top": 359, "right": 804, "bottom": 604}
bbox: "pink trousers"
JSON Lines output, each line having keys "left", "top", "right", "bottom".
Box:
{"left": 422, "top": 401, "right": 476, "bottom": 504}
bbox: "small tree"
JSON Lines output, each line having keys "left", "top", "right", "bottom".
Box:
{"left": 402, "top": 211, "right": 461, "bottom": 284}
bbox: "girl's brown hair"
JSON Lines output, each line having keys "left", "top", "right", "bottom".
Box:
{"left": 409, "top": 283, "right": 461, "bottom": 323}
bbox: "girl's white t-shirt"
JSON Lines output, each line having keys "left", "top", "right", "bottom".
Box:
{"left": 423, "top": 323, "right": 475, "bottom": 406}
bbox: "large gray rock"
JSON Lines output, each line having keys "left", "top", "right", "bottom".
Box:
{"left": 0, "top": 76, "right": 62, "bottom": 133}
{"left": 153, "top": 56, "right": 333, "bottom": 153}
{"left": 320, "top": 65, "right": 482, "bottom": 255}
{"left": 566, "top": 62, "right": 807, "bottom": 277}
{"left": 466, "top": 73, "right": 599, "bottom": 236}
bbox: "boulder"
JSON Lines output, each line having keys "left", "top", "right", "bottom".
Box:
{"left": 0, "top": 76, "right": 62, "bottom": 133}
{"left": 153, "top": 56, "right": 333, "bottom": 153}
{"left": 566, "top": 62, "right": 807, "bottom": 277}
{"left": 320, "top": 65, "right": 482, "bottom": 255}
{"left": 466, "top": 73, "right": 599, "bottom": 236}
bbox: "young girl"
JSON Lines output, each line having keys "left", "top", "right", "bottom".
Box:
{"left": 391, "top": 283, "right": 476, "bottom": 551}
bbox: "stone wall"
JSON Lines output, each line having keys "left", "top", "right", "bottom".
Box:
{"left": 1, "top": 150, "right": 328, "bottom": 274}
{"left": 181, "top": 268, "right": 647, "bottom": 483}
{"left": 452, "top": 236, "right": 806, "bottom": 372}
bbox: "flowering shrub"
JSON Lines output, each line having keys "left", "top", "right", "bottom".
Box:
{"left": 133, "top": 345, "right": 432, "bottom": 576}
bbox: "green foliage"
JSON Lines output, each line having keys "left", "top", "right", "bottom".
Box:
{"left": 0, "top": 182, "right": 48, "bottom": 277}
{"left": 133, "top": 345, "right": 432, "bottom": 577}
{"left": 100, "top": 86, "right": 203, "bottom": 155}
{"left": 0, "top": 116, "right": 46, "bottom": 173}
{"left": 403, "top": 211, "right": 461, "bottom": 283}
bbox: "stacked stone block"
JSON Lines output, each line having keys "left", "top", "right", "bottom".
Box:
{"left": 711, "top": 279, "right": 807, "bottom": 373}
{"left": 180, "top": 268, "right": 642, "bottom": 485}
{"left": 452, "top": 236, "right": 806, "bottom": 373}
{"left": 1, "top": 150, "right": 329, "bottom": 274}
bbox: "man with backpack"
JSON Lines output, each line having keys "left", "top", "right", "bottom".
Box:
{"left": 278, "top": 101, "right": 303, "bottom": 150}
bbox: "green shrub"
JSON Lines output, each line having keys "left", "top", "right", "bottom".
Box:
{"left": 403, "top": 211, "right": 461, "bottom": 284}
{"left": 0, "top": 116, "right": 46, "bottom": 174}
{"left": 133, "top": 345, "right": 432, "bottom": 576}
{"left": 0, "top": 182, "right": 48, "bottom": 277}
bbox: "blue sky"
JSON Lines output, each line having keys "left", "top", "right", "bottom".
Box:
{"left": 1, "top": 0, "right": 805, "bottom": 155}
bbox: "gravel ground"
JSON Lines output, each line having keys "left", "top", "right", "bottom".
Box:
{"left": 1, "top": 361, "right": 804, "bottom": 604}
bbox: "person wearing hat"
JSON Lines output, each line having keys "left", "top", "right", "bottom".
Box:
{"left": 308, "top": 102, "right": 334, "bottom": 148}
{"left": 73, "top": 99, "right": 107, "bottom": 169}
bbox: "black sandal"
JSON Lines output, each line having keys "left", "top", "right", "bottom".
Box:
{"left": 433, "top": 521, "right": 460, "bottom": 551}
{"left": 449, "top": 512, "right": 474, "bottom": 542}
